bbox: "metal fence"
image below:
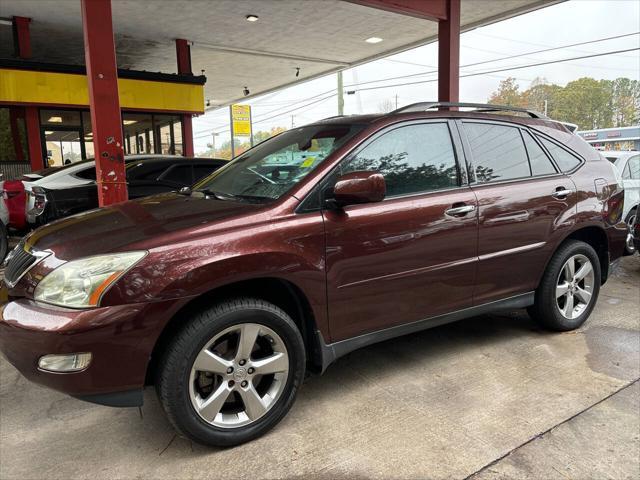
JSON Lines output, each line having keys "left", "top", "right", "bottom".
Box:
{"left": 0, "top": 162, "right": 31, "bottom": 180}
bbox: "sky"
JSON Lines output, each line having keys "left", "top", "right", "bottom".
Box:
{"left": 192, "top": 0, "right": 640, "bottom": 154}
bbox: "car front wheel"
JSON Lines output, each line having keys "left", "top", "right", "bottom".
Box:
{"left": 528, "top": 240, "right": 601, "bottom": 331}
{"left": 156, "top": 298, "right": 305, "bottom": 447}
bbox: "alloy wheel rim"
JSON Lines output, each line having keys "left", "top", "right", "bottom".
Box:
{"left": 189, "top": 323, "right": 289, "bottom": 429}
{"left": 555, "top": 254, "right": 595, "bottom": 320}
{"left": 626, "top": 214, "right": 636, "bottom": 252}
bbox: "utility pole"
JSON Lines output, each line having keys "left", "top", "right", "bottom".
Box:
{"left": 211, "top": 132, "right": 218, "bottom": 157}
{"left": 395, "top": 94, "right": 398, "bottom": 109}
{"left": 544, "top": 99, "right": 548, "bottom": 116}
{"left": 337, "top": 71, "right": 344, "bottom": 116}
{"left": 229, "top": 106, "right": 235, "bottom": 158}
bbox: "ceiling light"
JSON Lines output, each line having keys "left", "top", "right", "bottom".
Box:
{"left": 48, "top": 116, "right": 63, "bottom": 122}
{"left": 365, "top": 37, "right": 383, "bottom": 44}
{"left": 123, "top": 119, "right": 137, "bottom": 125}
{"left": 245, "top": 14, "right": 259, "bottom": 22}
{"left": 45, "top": 131, "right": 54, "bottom": 135}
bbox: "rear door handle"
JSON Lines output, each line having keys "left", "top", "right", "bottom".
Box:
{"left": 551, "top": 188, "right": 573, "bottom": 199}
{"left": 445, "top": 204, "right": 476, "bottom": 217}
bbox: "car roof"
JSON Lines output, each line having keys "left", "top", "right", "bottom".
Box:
{"left": 310, "top": 109, "right": 569, "bottom": 132}
{"left": 602, "top": 150, "right": 638, "bottom": 160}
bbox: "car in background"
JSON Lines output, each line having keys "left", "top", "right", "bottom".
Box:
{"left": 26, "top": 155, "right": 227, "bottom": 226}
{"left": 604, "top": 151, "right": 639, "bottom": 253}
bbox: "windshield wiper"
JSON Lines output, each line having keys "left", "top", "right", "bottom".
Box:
{"left": 196, "top": 188, "right": 243, "bottom": 201}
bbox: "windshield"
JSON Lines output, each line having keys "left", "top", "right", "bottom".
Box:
{"left": 194, "top": 124, "right": 364, "bottom": 201}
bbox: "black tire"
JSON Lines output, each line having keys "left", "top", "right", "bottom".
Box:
{"left": 0, "top": 222, "right": 8, "bottom": 263}
{"left": 528, "top": 240, "right": 601, "bottom": 331}
{"left": 156, "top": 298, "right": 305, "bottom": 447}
{"left": 625, "top": 208, "right": 637, "bottom": 254}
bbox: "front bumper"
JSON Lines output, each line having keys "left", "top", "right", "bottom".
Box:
{"left": 0, "top": 294, "right": 188, "bottom": 406}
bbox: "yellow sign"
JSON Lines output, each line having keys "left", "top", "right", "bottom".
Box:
{"left": 231, "top": 104, "right": 252, "bottom": 136}
{"left": 0, "top": 68, "right": 205, "bottom": 114}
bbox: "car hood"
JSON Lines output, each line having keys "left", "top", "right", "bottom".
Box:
{"left": 26, "top": 192, "right": 266, "bottom": 260}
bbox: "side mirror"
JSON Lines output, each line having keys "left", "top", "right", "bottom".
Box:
{"left": 330, "top": 171, "right": 386, "bottom": 207}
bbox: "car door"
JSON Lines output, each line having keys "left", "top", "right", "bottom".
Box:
{"left": 323, "top": 121, "right": 479, "bottom": 341}
{"left": 459, "top": 120, "right": 578, "bottom": 305}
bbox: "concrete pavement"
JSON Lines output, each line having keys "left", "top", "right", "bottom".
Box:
{"left": 1, "top": 256, "right": 639, "bottom": 480}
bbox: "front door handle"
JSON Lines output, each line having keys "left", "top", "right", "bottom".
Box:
{"left": 551, "top": 188, "right": 573, "bottom": 199}
{"left": 445, "top": 204, "right": 476, "bottom": 217}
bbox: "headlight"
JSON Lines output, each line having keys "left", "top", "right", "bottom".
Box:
{"left": 34, "top": 251, "right": 147, "bottom": 308}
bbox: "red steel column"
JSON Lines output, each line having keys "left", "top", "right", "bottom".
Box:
{"left": 12, "top": 16, "right": 32, "bottom": 58}
{"left": 438, "top": 0, "right": 460, "bottom": 103}
{"left": 176, "top": 38, "right": 195, "bottom": 157}
{"left": 81, "top": 0, "right": 127, "bottom": 205}
{"left": 9, "top": 108, "right": 25, "bottom": 163}
{"left": 13, "top": 16, "right": 44, "bottom": 170}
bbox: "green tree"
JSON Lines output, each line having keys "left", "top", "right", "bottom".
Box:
{"left": 521, "top": 77, "right": 562, "bottom": 116}
{"left": 553, "top": 78, "right": 613, "bottom": 130}
{"left": 611, "top": 77, "right": 640, "bottom": 127}
{"left": 488, "top": 77, "right": 524, "bottom": 107}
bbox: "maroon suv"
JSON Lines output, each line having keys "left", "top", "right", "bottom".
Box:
{"left": 0, "top": 102, "right": 627, "bottom": 447}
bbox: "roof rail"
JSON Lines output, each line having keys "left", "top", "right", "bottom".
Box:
{"left": 390, "top": 102, "right": 547, "bottom": 119}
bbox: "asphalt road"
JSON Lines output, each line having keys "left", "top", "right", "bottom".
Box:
{"left": 1, "top": 255, "right": 639, "bottom": 480}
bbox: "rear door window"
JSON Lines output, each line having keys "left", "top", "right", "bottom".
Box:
{"left": 75, "top": 166, "right": 97, "bottom": 181}
{"left": 159, "top": 164, "right": 193, "bottom": 186}
{"left": 521, "top": 130, "right": 557, "bottom": 176}
{"left": 464, "top": 122, "right": 530, "bottom": 183}
{"left": 340, "top": 123, "right": 459, "bottom": 197}
{"left": 537, "top": 137, "right": 582, "bottom": 172}
{"left": 627, "top": 155, "right": 640, "bottom": 179}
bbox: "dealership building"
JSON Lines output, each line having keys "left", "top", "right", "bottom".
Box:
{"left": 577, "top": 126, "right": 640, "bottom": 152}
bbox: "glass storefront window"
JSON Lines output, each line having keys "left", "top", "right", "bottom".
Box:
{"left": 122, "top": 113, "right": 155, "bottom": 155}
{"left": 40, "top": 109, "right": 81, "bottom": 127}
{"left": 154, "top": 114, "right": 181, "bottom": 155}
{"left": 82, "top": 112, "right": 94, "bottom": 159}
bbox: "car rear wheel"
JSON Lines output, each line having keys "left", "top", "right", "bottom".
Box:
{"left": 528, "top": 240, "right": 601, "bottom": 331}
{"left": 156, "top": 298, "right": 305, "bottom": 447}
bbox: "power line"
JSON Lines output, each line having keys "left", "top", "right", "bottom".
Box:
{"left": 342, "top": 31, "right": 640, "bottom": 89}
{"left": 194, "top": 34, "right": 639, "bottom": 137}
{"left": 348, "top": 47, "right": 640, "bottom": 93}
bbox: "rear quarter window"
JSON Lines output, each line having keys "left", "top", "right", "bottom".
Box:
{"left": 537, "top": 136, "right": 582, "bottom": 172}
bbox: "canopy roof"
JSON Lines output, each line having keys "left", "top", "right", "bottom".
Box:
{"left": 0, "top": 0, "right": 559, "bottom": 109}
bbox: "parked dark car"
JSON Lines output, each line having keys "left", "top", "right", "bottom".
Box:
{"left": 0, "top": 102, "right": 627, "bottom": 447}
{"left": 27, "top": 155, "right": 227, "bottom": 226}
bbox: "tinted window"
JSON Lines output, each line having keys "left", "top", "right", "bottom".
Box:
{"left": 161, "top": 165, "right": 193, "bottom": 185}
{"left": 538, "top": 137, "right": 581, "bottom": 172}
{"left": 628, "top": 156, "right": 640, "bottom": 179}
{"left": 341, "top": 123, "right": 458, "bottom": 197}
{"left": 465, "top": 123, "right": 529, "bottom": 183}
{"left": 522, "top": 130, "right": 556, "bottom": 176}
{"left": 194, "top": 164, "right": 220, "bottom": 181}
{"left": 75, "top": 166, "right": 97, "bottom": 181}
{"left": 126, "top": 162, "right": 168, "bottom": 181}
